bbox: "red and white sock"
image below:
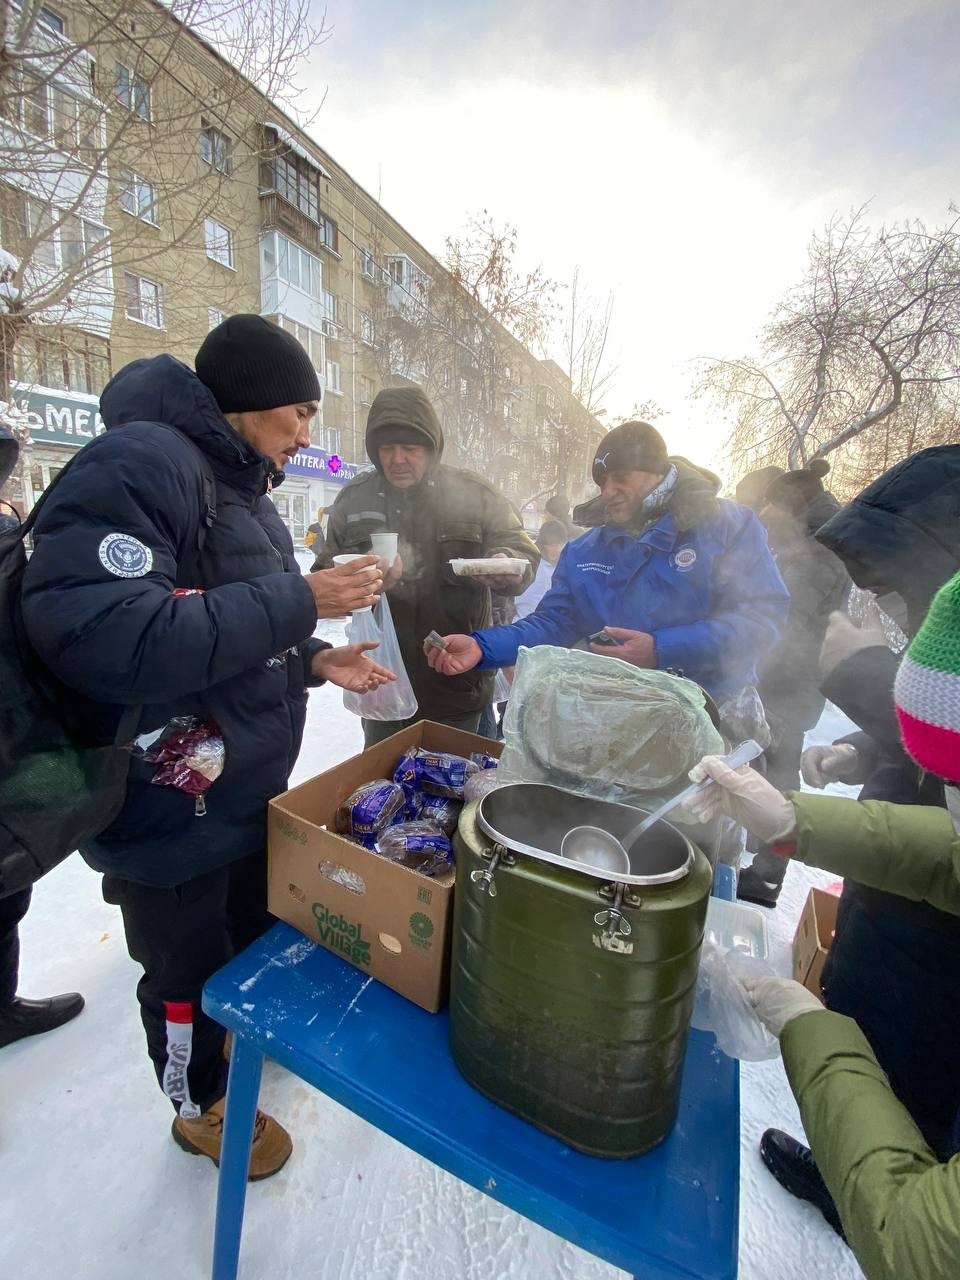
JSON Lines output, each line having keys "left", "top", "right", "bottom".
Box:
{"left": 162, "top": 1001, "right": 201, "bottom": 1119}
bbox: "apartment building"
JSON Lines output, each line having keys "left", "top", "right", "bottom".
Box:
{"left": 0, "top": 0, "right": 604, "bottom": 543}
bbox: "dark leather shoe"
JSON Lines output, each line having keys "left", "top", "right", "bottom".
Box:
{"left": 737, "top": 865, "right": 783, "bottom": 908}
{"left": 0, "top": 993, "right": 85, "bottom": 1048}
{"left": 760, "top": 1129, "right": 846, "bottom": 1239}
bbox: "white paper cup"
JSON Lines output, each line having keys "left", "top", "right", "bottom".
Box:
{"left": 333, "top": 553, "right": 377, "bottom": 613}
{"left": 371, "top": 532, "right": 399, "bottom": 564}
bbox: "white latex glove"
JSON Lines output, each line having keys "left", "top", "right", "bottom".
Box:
{"left": 687, "top": 757, "right": 797, "bottom": 844}
{"left": 741, "top": 974, "right": 824, "bottom": 1038}
{"left": 819, "top": 610, "right": 888, "bottom": 678}
{"left": 800, "top": 742, "right": 863, "bottom": 789}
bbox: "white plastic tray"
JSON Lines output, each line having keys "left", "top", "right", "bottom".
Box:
{"left": 704, "top": 896, "right": 769, "bottom": 959}
{"left": 450, "top": 557, "right": 527, "bottom": 577}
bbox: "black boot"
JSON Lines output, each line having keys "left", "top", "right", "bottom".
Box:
{"left": 759, "top": 1129, "right": 846, "bottom": 1239}
{"left": 0, "top": 993, "right": 85, "bottom": 1048}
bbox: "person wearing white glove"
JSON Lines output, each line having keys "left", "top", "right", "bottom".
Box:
{"left": 741, "top": 973, "right": 825, "bottom": 1038}
{"left": 800, "top": 741, "right": 866, "bottom": 788}
{"left": 687, "top": 756, "right": 797, "bottom": 844}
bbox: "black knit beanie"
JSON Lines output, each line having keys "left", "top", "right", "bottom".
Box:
{"left": 592, "top": 420, "right": 668, "bottom": 486}
{"left": 735, "top": 465, "right": 785, "bottom": 512}
{"left": 195, "top": 315, "right": 321, "bottom": 414}
{"left": 765, "top": 459, "right": 831, "bottom": 514}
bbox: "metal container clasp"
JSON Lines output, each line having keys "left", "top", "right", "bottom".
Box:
{"left": 593, "top": 882, "right": 636, "bottom": 952}
{"left": 470, "top": 845, "right": 515, "bottom": 899}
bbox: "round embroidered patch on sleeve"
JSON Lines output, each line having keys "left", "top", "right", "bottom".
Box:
{"left": 98, "top": 532, "right": 154, "bottom": 578}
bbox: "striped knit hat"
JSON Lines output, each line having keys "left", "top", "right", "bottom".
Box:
{"left": 895, "top": 571, "right": 960, "bottom": 783}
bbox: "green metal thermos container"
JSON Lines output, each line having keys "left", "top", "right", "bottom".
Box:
{"left": 450, "top": 798, "right": 712, "bottom": 1159}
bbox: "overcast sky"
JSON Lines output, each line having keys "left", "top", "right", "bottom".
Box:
{"left": 296, "top": 0, "right": 959, "bottom": 468}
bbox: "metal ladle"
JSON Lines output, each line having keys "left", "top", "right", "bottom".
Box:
{"left": 559, "top": 739, "right": 763, "bottom": 873}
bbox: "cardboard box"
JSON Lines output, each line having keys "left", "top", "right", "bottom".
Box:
{"left": 792, "top": 887, "right": 840, "bottom": 997}
{"left": 268, "top": 721, "right": 502, "bottom": 1013}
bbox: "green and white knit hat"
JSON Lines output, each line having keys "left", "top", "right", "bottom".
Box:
{"left": 895, "top": 571, "right": 960, "bottom": 784}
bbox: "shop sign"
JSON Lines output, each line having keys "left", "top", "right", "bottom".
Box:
{"left": 3, "top": 384, "right": 104, "bottom": 449}
{"left": 283, "top": 446, "right": 365, "bottom": 484}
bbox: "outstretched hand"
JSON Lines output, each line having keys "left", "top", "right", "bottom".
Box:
{"left": 423, "top": 633, "right": 483, "bottom": 676}
{"left": 311, "top": 642, "right": 397, "bottom": 693}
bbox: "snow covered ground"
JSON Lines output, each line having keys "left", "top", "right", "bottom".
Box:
{"left": 3, "top": 627, "right": 866, "bottom": 1280}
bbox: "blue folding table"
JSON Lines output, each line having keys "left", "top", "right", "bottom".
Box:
{"left": 202, "top": 866, "right": 739, "bottom": 1280}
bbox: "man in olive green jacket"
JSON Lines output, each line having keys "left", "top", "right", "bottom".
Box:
{"left": 315, "top": 387, "right": 539, "bottom": 745}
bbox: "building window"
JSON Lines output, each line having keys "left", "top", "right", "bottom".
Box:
{"left": 388, "top": 257, "right": 404, "bottom": 286}
{"left": 275, "top": 314, "right": 324, "bottom": 370}
{"left": 272, "top": 150, "right": 317, "bottom": 220}
{"left": 262, "top": 232, "right": 321, "bottom": 298}
{"left": 320, "top": 288, "right": 338, "bottom": 336}
{"left": 325, "top": 360, "right": 341, "bottom": 395}
{"left": 459, "top": 377, "right": 468, "bottom": 398}
{"left": 359, "top": 375, "right": 374, "bottom": 405}
{"left": 318, "top": 213, "right": 338, "bottom": 254}
{"left": 360, "top": 247, "right": 376, "bottom": 280}
{"left": 118, "top": 168, "right": 157, "bottom": 224}
{"left": 208, "top": 307, "right": 227, "bottom": 330}
{"left": 204, "top": 217, "right": 234, "bottom": 268}
{"left": 12, "top": 74, "right": 98, "bottom": 162}
{"left": 360, "top": 313, "right": 375, "bottom": 346}
{"left": 115, "top": 63, "right": 151, "bottom": 121}
{"left": 0, "top": 187, "right": 106, "bottom": 273}
{"left": 315, "top": 424, "right": 339, "bottom": 454}
{"left": 13, "top": 330, "right": 110, "bottom": 395}
{"left": 201, "top": 122, "right": 232, "bottom": 175}
{"left": 124, "top": 270, "right": 164, "bottom": 327}
{"left": 37, "top": 7, "right": 65, "bottom": 33}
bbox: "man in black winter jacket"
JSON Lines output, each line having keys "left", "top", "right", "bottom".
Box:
{"left": 19, "top": 316, "right": 394, "bottom": 1178}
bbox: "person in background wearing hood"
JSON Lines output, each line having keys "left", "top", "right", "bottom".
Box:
{"left": 426, "top": 420, "right": 788, "bottom": 703}
{"left": 18, "top": 317, "right": 396, "bottom": 1178}
{"left": 542, "top": 493, "right": 581, "bottom": 540}
{"left": 735, "top": 460, "right": 849, "bottom": 907}
{"left": 0, "top": 424, "right": 85, "bottom": 1049}
{"left": 316, "top": 386, "right": 540, "bottom": 747}
{"left": 732, "top": 445, "right": 960, "bottom": 1235}
{"left": 686, "top": 571, "right": 960, "bottom": 1280}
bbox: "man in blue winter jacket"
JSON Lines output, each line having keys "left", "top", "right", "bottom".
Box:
{"left": 19, "top": 316, "right": 395, "bottom": 1179}
{"left": 426, "top": 420, "right": 788, "bottom": 700}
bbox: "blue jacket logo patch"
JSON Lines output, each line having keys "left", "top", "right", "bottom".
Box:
{"left": 99, "top": 532, "right": 153, "bottom": 578}
{"left": 672, "top": 546, "right": 697, "bottom": 571}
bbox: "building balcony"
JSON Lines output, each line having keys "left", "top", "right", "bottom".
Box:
{"left": 260, "top": 192, "right": 324, "bottom": 255}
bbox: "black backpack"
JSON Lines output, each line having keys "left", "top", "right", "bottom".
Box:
{"left": 0, "top": 424, "right": 217, "bottom": 897}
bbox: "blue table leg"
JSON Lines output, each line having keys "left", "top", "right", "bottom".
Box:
{"left": 211, "top": 1037, "right": 264, "bottom": 1280}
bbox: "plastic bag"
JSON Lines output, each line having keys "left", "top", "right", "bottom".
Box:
{"left": 690, "top": 939, "right": 780, "bottom": 1061}
{"left": 492, "top": 668, "right": 512, "bottom": 702}
{"left": 128, "top": 716, "right": 224, "bottom": 816}
{"left": 343, "top": 596, "right": 418, "bottom": 721}
{"left": 498, "top": 647, "right": 724, "bottom": 819}
{"left": 717, "top": 685, "right": 771, "bottom": 750}
{"left": 376, "top": 821, "right": 453, "bottom": 876}
{"left": 335, "top": 780, "right": 406, "bottom": 845}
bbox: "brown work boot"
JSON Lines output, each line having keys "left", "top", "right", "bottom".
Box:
{"left": 171, "top": 1098, "right": 292, "bottom": 1180}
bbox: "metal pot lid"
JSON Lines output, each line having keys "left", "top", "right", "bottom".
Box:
{"left": 476, "top": 783, "right": 695, "bottom": 886}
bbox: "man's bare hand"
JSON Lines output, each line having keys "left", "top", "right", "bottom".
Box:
{"left": 304, "top": 557, "right": 382, "bottom": 618}
{"left": 423, "top": 633, "right": 483, "bottom": 675}
{"left": 589, "top": 625, "right": 656, "bottom": 668}
{"left": 311, "top": 642, "right": 397, "bottom": 692}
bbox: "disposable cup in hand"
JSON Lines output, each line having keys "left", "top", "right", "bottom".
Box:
{"left": 371, "top": 532, "right": 398, "bottom": 565}
{"left": 333, "top": 553, "right": 378, "bottom": 613}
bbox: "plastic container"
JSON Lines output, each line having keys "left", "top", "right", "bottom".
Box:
{"left": 450, "top": 557, "right": 527, "bottom": 577}
{"left": 450, "top": 798, "right": 712, "bottom": 1158}
{"left": 371, "top": 532, "right": 398, "bottom": 565}
{"left": 703, "top": 896, "right": 768, "bottom": 959}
